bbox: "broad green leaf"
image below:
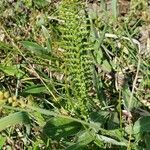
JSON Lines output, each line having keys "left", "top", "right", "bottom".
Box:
{"left": 89, "top": 111, "right": 109, "bottom": 128}
{"left": 27, "top": 106, "right": 119, "bottom": 136}
{"left": 22, "top": 41, "right": 46, "bottom": 52}
{"left": 0, "top": 112, "right": 30, "bottom": 132}
{"left": 43, "top": 117, "right": 81, "bottom": 140}
{"left": 133, "top": 116, "right": 150, "bottom": 134}
{"left": 22, "top": 41, "right": 51, "bottom": 60}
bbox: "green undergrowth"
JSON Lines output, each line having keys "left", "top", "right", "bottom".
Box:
{"left": 0, "top": 0, "right": 150, "bottom": 149}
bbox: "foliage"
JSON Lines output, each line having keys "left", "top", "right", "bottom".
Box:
{"left": 58, "top": 0, "right": 95, "bottom": 117}
{"left": 0, "top": 0, "right": 150, "bottom": 149}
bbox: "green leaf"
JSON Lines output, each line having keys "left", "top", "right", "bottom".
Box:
{"left": 96, "top": 48, "right": 103, "bottom": 64}
{"left": 111, "top": 0, "right": 118, "bottom": 20}
{"left": 43, "top": 117, "right": 81, "bottom": 140}
{"left": 24, "top": 85, "right": 49, "bottom": 94}
{"left": 66, "top": 131, "right": 94, "bottom": 150}
{"left": 0, "top": 135, "right": 6, "bottom": 149}
{"left": 95, "top": 134, "right": 126, "bottom": 146}
{"left": 107, "top": 112, "right": 120, "bottom": 130}
{"left": 0, "top": 112, "right": 30, "bottom": 132}
{"left": 133, "top": 116, "right": 150, "bottom": 134}
{"left": 34, "top": 0, "right": 49, "bottom": 8}
{"left": 26, "top": 106, "right": 119, "bottom": 136}
{"left": 42, "top": 25, "right": 52, "bottom": 52}
{"left": 89, "top": 111, "right": 109, "bottom": 127}
{"left": 0, "top": 64, "right": 24, "bottom": 78}
{"left": 101, "top": 60, "right": 112, "bottom": 72}
{"left": 22, "top": 41, "right": 46, "bottom": 52}
{"left": 145, "top": 134, "right": 150, "bottom": 150}
{"left": 36, "top": 15, "right": 45, "bottom": 26}
{"left": 32, "top": 111, "right": 45, "bottom": 127}
{"left": 122, "top": 85, "right": 139, "bottom": 111}
{"left": 22, "top": 41, "right": 51, "bottom": 60}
